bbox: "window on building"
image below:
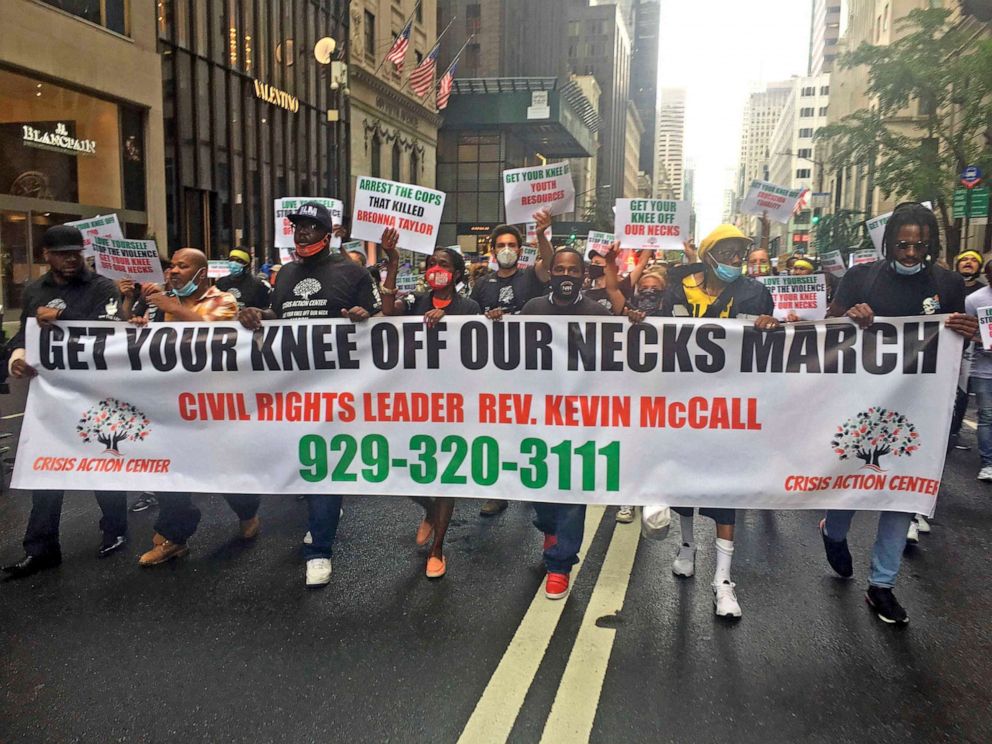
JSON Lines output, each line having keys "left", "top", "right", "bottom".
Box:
{"left": 392, "top": 142, "right": 401, "bottom": 182}
{"left": 364, "top": 11, "right": 376, "bottom": 58}
{"left": 819, "top": 106, "right": 828, "bottom": 116}
{"left": 38, "top": 0, "right": 129, "bottom": 35}
{"left": 466, "top": 4, "right": 481, "bottom": 34}
{"left": 799, "top": 128, "right": 814, "bottom": 138}
{"left": 802, "top": 86, "right": 815, "bottom": 96}
{"left": 465, "top": 43, "right": 481, "bottom": 74}
{"left": 416, "top": 3, "right": 423, "bottom": 23}
{"left": 796, "top": 168, "right": 811, "bottom": 179}
{"left": 371, "top": 133, "right": 382, "bottom": 178}
{"left": 798, "top": 148, "right": 812, "bottom": 159}
{"left": 415, "top": 50, "right": 423, "bottom": 64}
{"left": 410, "top": 150, "right": 419, "bottom": 185}
{"left": 800, "top": 107, "right": 814, "bottom": 117}
{"left": 883, "top": 4, "right": 889, "bottom": 32}
{"left": 820, "top": 85, "right": 830, "bottom": 96}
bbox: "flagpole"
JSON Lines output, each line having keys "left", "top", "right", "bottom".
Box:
{"left": 399, "top": 17, "right": 457, "bottom": 95}
{"left": 373, "top": 0, "right": 423, "bottom": 77}
{"left": 435, "top": 35, "right": 474, "bottom": 112}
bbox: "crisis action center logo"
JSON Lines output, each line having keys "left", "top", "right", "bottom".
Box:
{"left": 32, "top": 398, "right": 171, "bottom": 475}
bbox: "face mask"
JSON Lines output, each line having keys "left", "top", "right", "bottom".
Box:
{"left": 634, "top": 287, "right": 663, "bottom": 312}
{"left": 496, "top": 247, "right": 519, "bottom": 269}
{"left": 892, "top": 260, "right": 923, "bottom": 276}
{"left": 710, "top": 257, "right": 743, "bottom": 283}
{"left": 588, "top": 264, "right": 606, "bottom": 280}
{"left": 173, "top": 268, "right": 204, "bottom": 298}
{"left": 227, "top": 261, "right": 245, "bottom": 276}
{"left": 426, "top": 265, "right": 454, "bottom": 290}
{"left": 550, "top": 274, "right": 580, "bottom": 302}
{"left": 294, "top": 236, "right": 328, "bottom": 258}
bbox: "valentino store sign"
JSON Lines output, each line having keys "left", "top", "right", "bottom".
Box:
{"left": 22, "top": 122, "right": 97, "bottom": 156}
{"left": 253, "top": 79, "right": 300, "bottom": 113}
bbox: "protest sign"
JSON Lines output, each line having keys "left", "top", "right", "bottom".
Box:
{"left": 91, "top": 237, "right": 165, "bottom": 284}
{"left": 866, "top": 201, "right": 933, "bottom": 252}
{"left": 819, "top": 249, "right": 847, "bottom": 278}
{"left": 978, "top": 306, "right": 992, "bottom": 351}
{"left": 208, "top": 261, "right": 231, "bottom": 280}
{"left": 502, "top": 162, "right": 575, "bottom": 224}
{"left": 758, "top": 274, "right": 828, "bottom": 320}
{"left": 741, "top": 180, "right": 806, "bottom": 224}
{"left": 395, "top": 266, "right": 419, "bottom": 293}
{"left": 274, "top": 197, "right": 343, "bottom": 251}
{"left": 585, "top": 231, "right": 614, "bottom": 258}
{"left": 614, "top": 199, "right": 689, "bottom": 250}
{"left": 278, "top": 246, "right": 296, "bottom": 265}
{"left": 14, "top": 315, "right": 961, "bottom": 516}
{"left": 351, "top": 177, "right": 445, "bottom": 255}
{"left": 65, "top": 214, "right": 124, "bottom": 257}
{"left": 849, "top": 248, "right": 880, "bottom": 267}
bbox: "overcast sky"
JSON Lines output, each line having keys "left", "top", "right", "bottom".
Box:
{"left": 656, "top": 0, "right": 813, "bottom": 235}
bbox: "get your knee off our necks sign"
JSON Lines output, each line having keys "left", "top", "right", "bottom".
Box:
{"left": 13, "top": 316, "right": 962, "bottom": 516}
{"left": 613, "top": 199, "right": 690, "bottom": 250}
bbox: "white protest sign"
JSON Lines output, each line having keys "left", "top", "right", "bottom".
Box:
{"left": 92, "top": 237, "right": 165, "bottom": 284}
{"left": 866, "top": 201, "right": 933, "bottom": 252}
{"left": 65, "top": 214, "right": 125, "bottom": 257}
{"left": 849, "top": 248, "right": 880, "bottom": 267}
{"left": 208, "top": 260, "right": 231, "bottom": 280}
{"left": 978, "top": 306, "right": 992, "bottom": 351}
{"left": 741, "top": 180, "right": 806, "bottom": 224}
{"left": 759, "top": 273, "right": 828, "bottom": 320}
{"left": 614, "top": 199, "right": 690, "bottom": 250}
{"left": 395, "top": 265, "right": 419, "bottom": 293}
{"left": 278, "top": 246, "right": 296, "bottom": 265}
{"left": 274, "top": 197, "right": 344, "bottom": 250}
{"left": 14, "top": 316, "right": 962, "bottom": 517}
{"left": 585, "top": 231, "right": 614, "bottom": 258}
{"left": 502, "top": 162, "right": 575, "bottom": 225}
{"left": 819, "top": 249, "right": 847, "bottom": 278}
{"left": 351, "top": 177, "right": 445, "bottom": 256}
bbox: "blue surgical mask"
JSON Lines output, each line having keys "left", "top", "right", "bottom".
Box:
{"left": 173, "top": 268, "right": 204, "bottom": 297}
{"left": 227, "top": 261, "right": 245, "bottom": 276}
{"left": 892, "top": 260, "right": 923, "bottom": 276}
{"left": 712, "top": 259, "right": 743, "bottom": 283}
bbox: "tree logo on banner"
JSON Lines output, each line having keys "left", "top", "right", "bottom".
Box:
{"left": 293, "top": 278, "right": 321, "bottom": 300}
{"left": 831, "top": 408, "right": 920, "bottom": 471}
{"left": 76, "top": 398, "right": 151, "bottom": 456}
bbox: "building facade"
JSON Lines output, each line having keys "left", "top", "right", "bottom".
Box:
{"left": 809, "top": 0, "right": 843, "bottom": 75}
{"left": 0, "top": 0, "right": 165, "bottom": 311}
{"left": 654, "top": 87, "right": 685, "bottom": 199}
{"left": 630, "top": 0, "right": 660, "bottom": 183}
{"left": 623, "top": 102, "right": 644, "bottom": 198}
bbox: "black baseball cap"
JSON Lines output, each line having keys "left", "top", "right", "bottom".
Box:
{"left": 287, "top": 201, "right": 335, "bottom": 232}
{"left": 42, "top": 225, "right": 86, "bottom": 252}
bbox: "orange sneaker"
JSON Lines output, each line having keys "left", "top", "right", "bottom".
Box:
{"left": 545, "top": 572, "right": 569, "bottom": 599}
{"left": 426, "top": 555, "right": 446, "bottom": 578}
{"left": 415, "top": 519, "right": 434, "bottom": 546}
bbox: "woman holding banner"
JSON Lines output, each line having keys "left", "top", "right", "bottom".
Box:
{"left": 378, "top": 227, "right": 481, "bottom": 579}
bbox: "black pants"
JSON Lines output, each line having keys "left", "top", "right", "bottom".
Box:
{"left": 154, "top": 493, "right": 261, "bottom": 544}
{"left": 949, "top": 382, "right": 970, "bottom": 445}
{"left": 24, "top": 490, "right": 128, "bottom": 556}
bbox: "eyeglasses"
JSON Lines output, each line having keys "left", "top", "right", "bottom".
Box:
{"left": 893, "top": 240, "right": 931, "bottom": 252}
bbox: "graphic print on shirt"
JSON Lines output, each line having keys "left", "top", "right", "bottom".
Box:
{"left": 46, "top": 299, "right": 68, "bottom": 311}
{"left": 104, "top": 298, "right": 119, "bottom": 318}
{"left": 922, "top": 295, "right": 940, "bottom": 314}
{"left": 498, "top": 284, "right": 515, "bottom": 307}
{"left": 281, "top": 277, "right": 326, "bottom": 318}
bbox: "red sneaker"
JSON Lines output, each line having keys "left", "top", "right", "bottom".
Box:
{"left": 543, "top": 533, "right": 558, "bottom": 551}
{"left": 545, "top": 572, "right": 570, "bottom": 600}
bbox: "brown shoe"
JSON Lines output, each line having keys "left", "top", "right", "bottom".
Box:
{"left": 138, "top": 540, "right": 189, "bottom": 566}
{"left": 479, "top": 499, "right": 508, "bottom": 517}
{"left": 152, "top": 532, "right": 166, "bottom": 546}
{"left": 240, "top": 516, "right": 261, "bottom": 540}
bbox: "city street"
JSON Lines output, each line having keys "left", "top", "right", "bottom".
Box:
{"left": 1, "top": 379, "right": 990, "bottom": 744}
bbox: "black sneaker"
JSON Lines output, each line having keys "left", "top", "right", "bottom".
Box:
{"left": 819, "top": 518, "right": 853, "bottom": 578}
{"left": 865, "top": 585, "right": 909, "bottom": 625}
{"left": 130, "top": 494, "right": 158, "bottom": 512}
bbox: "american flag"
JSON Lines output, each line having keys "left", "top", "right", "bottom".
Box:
{"left": 410, "top": 45, "right": 441, "bottom": 97}
{"left": 793, "top": 187, "right": 811, "bottom": 215}
{"left": 385, "top": 20, "right": 413, "bottom": 72}
{"left": 436, "top": 59, "right": 458, "bottom": 110}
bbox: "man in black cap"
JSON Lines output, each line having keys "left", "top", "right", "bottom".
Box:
{"left": 216, "top": 248, "right": 271, "bottom": 310}
{"left": 2, "top": 224, "right": 128, "bottom": 580}
{"left": 239, "top": 201, "right": 375, "bottom": 589}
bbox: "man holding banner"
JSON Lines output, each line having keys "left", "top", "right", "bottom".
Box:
{"left": 823, "top": 202, "right": 976, "bottom": 625}
{"left": 2, "top": 225, "right": 128, "bottom": 580}
{"left": 238, "top": 201, "right": 376, "bottom": 589}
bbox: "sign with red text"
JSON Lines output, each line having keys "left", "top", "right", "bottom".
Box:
{"left": 66, "top": 214, "right": 124, "bottom": 258}
{"left": 741, "top": 180, "right": 806, "bottom": 224}
{"left": 758, "top": 273, "right": 828, "bottom": 320}
{"left": 208, "top": 261, "right": 231, "bottom": 280}
{"left": 274, "top": 197, "right": 343, "bottom": 251}
{"left": 849, "top": 248, "right": 880, "bottom": 267}
{"left": 92, "top": 237, "right": 165, "bottom": 284}
{"left": 978, "top": 306, "right": 992, "bottom": 351}
{"left": 502, "top": 162, "right": 575, "bottom": 224}
{"left": 585, "top": 231, "right": 614, "bottom": 257}
{"left": 614, "top": 199, "right": 689, "bottom": 250}
{"left": 351, "top": 177, "right": 445, "bottom": 255}
{"left": 13, "top": 316, "right": 961, "bottom": 516}
{"left": 819, "top": 250, "right": 847, "bottom": 278}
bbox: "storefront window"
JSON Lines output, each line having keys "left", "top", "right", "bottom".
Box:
{"left": 39, "top": 0, "right": 129, "bottom": 36}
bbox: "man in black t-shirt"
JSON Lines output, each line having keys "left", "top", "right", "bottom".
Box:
{"left": 216, "top": 248, "right": 271, "bottom": 310}
{"left": 239, "top": 202, "right": 374, "bottom": 590}
{"left": 821, "top": 202, "right": 977, "bottom": 625}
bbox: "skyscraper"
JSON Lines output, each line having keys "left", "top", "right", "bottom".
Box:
{"left": 654, "top": 87, "right": 685, "bottom": 199}
{"left": 809, "top": 0, "right": 842, "bottom": 75}
{"left": 630, "top": 0, "right": 660, "bottom": 181}
{"left": 735, "top": 79, "right": 794, "bottom": 229}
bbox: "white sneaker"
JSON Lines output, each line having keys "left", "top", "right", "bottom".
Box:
{"left": 978, "top": 466, "right": 992, "bottom": 482}
{"left": 713, "top": 581, "right": 742, "bottom": 618}
{"left": 672, "top": 543, "right": 696, "bottom": 577}
{"left": 305, "top": 558, "right": 332, "bottom": 588}
{"left": 616, "top": 506, "right": 634, "bottom": 523}
{"left": 906, "top": 520, "right": 920, "bottom": 545}
{"left": 915, "top": 514, "right": 931, "bottom": 533}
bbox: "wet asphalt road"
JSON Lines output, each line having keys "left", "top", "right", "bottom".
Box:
{"left": 1, "top": 379, "right": 990, "bottom": 744}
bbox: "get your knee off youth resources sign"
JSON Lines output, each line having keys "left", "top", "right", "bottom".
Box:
{"left": 13, "top": 316, "right": 961, "bottom": 515}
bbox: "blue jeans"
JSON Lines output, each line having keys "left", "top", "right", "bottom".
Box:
{"left": 971, "top": 376, "right": 992, "bottom": 466}
{"left": 824, "top": 510, "right": 914, "bottom": 588}
{"left": 304, "top": 495, "right": 342, "bottom": 560}
{"left": 533, "top": 503, "right": 585, "bottom": 574}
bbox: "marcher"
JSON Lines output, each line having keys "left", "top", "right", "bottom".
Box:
{"left": 379, "top": 228, "right": 481, "bottom": 578}
{"left": 2, "top": 225, "right": 128, "bottom": 580}
{"left": 746, "top": 247, "right": 773, "bottom": 278}
{"left": 821, "top": 202, "right": 976, "bottom": 625}
{"left": 130, "top": 248, "right": 263, "bottom": 566}
{"left": 965, "top": 259, "right": 992, "bottom": 483}
{"left": 238, "top": 201, "right": 375, "bottom": 588}
{"left": 341, "top": 240, "right": 384, "bottom": 314}
{"left": 216, "top": 248, "right": 271, "bottom": 310}
{"left": 521, "top": 246, "right": 613, "bottom": 599}
{"left": 947, "top": 250, "right": 986, "bottom": 451}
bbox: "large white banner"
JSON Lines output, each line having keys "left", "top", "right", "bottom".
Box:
{"left": 351, "top": 177, "right": 445, "bottom": 255}
{"left": 274, "top": 197, "right": 343, "bottom": 251}
{"left": 741, "top": 180, "right": 805, "bottom": 224}
{"left": 13, "top": 317, "right": 961, "bottom": 515}
{"left": 502, "top": 162, "right": 575, "bottom": 224}
{"left": 614, "top": 199, "right": 689, "bottom": 250}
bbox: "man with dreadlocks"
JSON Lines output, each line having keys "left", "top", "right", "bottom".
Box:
{"left": 819, "top": 202, "right": 977, "bottom": 625}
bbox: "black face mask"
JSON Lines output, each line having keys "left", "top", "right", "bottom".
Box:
{"left": 550, "top": 275, "right": 580, "bottom": 302}
{"left": 633, "top": 287, "right": 663, "bottom": 313}
{"left": 588, "top": 264, "right": 606, "bottom": 280}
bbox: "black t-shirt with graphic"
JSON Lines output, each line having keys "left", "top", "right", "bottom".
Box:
{"left": 584, "top": 275, "right": 633, "bottom": 313}
{"left": 471, "top": 267, "right": 546, "bottom": 314}
{"left": 404, "top": 292, "right": 481, "bottom": 316}
{"left": 832, "top": 261, "right": 966, "bottom": 316}
{"left": 216, "top": 271, "right": 271, "bottom": 310}
{"left": 12, "top": 269, "right": 121, "bottom": 350}
{"left": 270, "top": 252, "right": 376, "bottom": 320}
{"left": 520, "top": 294, "right": 614, "bottom": 316}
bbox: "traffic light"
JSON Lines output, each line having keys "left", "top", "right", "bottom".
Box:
{"left": 811, "top": 208, "right": 822, "bottom": 226}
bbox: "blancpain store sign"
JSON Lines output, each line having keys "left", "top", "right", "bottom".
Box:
{"left": 22, "top": 122, "right": 97, "bottom": 156}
